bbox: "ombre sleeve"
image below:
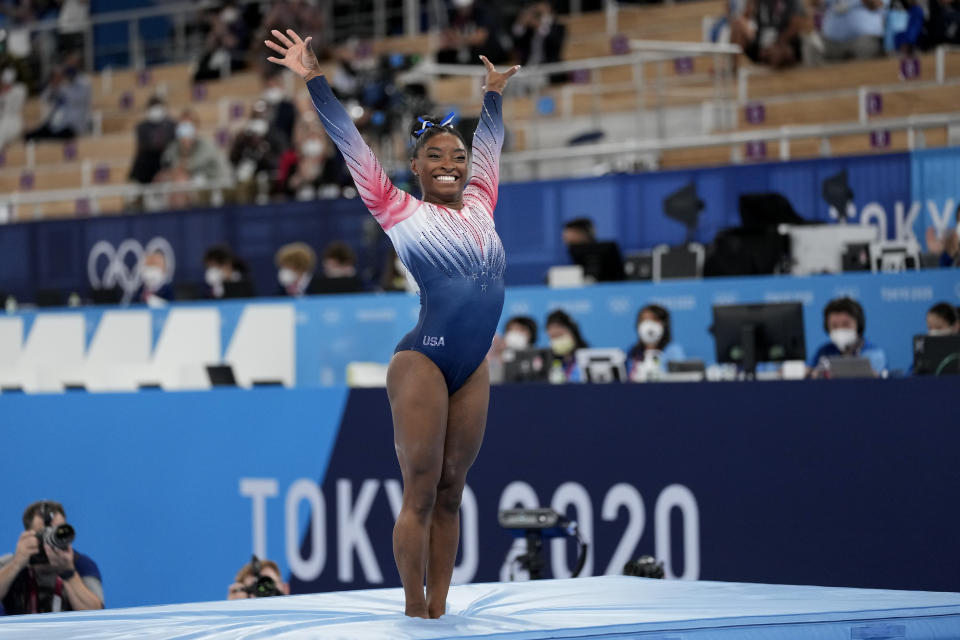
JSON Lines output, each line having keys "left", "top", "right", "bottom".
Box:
{"left": 463, "top": 91, "right": 504, "bottom": 219}
{"left": 307, "top": 76, "right": 418, "bottom": 231}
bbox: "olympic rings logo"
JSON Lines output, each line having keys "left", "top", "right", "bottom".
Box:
{"left": 87, "top": 237, "right": 176, "bottom": 303}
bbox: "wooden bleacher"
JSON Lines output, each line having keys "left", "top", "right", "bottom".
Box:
{"left": 4, "top": 0, "right": 959, "bottom": 218}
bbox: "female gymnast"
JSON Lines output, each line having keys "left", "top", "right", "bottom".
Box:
{"left": 265, "top": 29, "right": 518, "bottom": 618}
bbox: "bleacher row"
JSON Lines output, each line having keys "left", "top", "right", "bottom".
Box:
{"left": 0, "top": 305, "right": 295, "bottom": 393}
{"left": 3, "top": 0, "right": 959, "bottom": 221}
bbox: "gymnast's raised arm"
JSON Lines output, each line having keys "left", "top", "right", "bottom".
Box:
{"left": 463, "top": 56, "right": 519, "bottom": 218}
{"left": 265, "top": 29, "right": 416, "bottom": 229}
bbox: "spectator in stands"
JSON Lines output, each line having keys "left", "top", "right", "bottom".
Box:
{"left": 0, "top": 500, "right": 104, "bottom": 615}
{"left": 204, "top": 244, "right": 253, "bottom": 299}
{"left": 0, "top": 67, "right": 26, "bottom": 149}
{"left": 925, "top": 203, "right": 960, "bottom": 267}
{"left": 24, "top": 58, "right": 91, "bottom": 140}
{"left": 512, "top": 1, "right": 566, "bottom": 83}
{"left": 227, "top": 556, "right": 289, "bottom": 600}
{"left": 810, "top": 297, "right": 887, "bottom": 374}
{"left": 731, "top": 0, "right": 811, "bottom": 68}
{"left": 275, "top": 242, "right": 318, "bottom": 296}
{"left": 626, "top": 304, "right": 686, "bottom": 381}
{"left": 316, "top": 241, "right": 364, "bottom": 293}
{"left": 230, "top": 100, "right": 287, "bottom": 203}
{"left": 889, "top": 0, "right": 926, "bottom": 52}
{"left": 504, "top": 315, "right": 539, "bottom": 351}
{"left": 128, "top": 96, "right": 177, "bottom": 185}
{"left": 815, "top": 0, "right": 888, "bottom": 61}
{"left": 277, "top": 130, "right": 344, "bottom": 200}
{"left": 437, "top": 0, "right": 510, "bottom": 66}
{"left": 927, "top": 302, "right": 960, "bottom": 335}
{"left": 135, "top": 250, "right": 174, "bottom": 306}
{"left": 546, "top": 309, "right": 588, "bottom": 382}
{"left": 261, "top": 72, "right": 296, "bottom": 144}
{"left": 562, "top": 217, "right": 596, "bottom": 247}
{"left": 155, "top": 109, "right": 231, "bottom": 208}
{"left": 194, "top": 1, "right": 251, "bottom": 81}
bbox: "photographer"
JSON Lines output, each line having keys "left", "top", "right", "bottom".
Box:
{"left": 0, "top": 501, "right": 103, "bottom": 615}
{"left": 227, "top": 556, "right": 289, "bottom": 600}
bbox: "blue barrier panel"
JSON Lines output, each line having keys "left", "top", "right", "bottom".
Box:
{"left": 7, "top": 269, "right": 958, "bottom": 385}
{"left": 1, "top": 379, "right": 957, "bottom": 610}
{"left": 3, "top": 150, "right": 959, "bottom": 299}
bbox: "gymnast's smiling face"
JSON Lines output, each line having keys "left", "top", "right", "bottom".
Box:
{"left": 412, "top": 132, "right": 469, "bottom": 207}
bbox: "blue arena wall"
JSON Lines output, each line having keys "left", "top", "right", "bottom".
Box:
{"left": 0, "top": 149, "right": 958, "bottom": 300}
{"left": 7, "top": 269, "right": 960, "bottom": 385}
{"left": 0, "top": 378, "right": 958, "bottom": 609}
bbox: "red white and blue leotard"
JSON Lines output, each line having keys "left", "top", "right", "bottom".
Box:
{"left": 307, "top": 76, "right": 506, "bottom": 394}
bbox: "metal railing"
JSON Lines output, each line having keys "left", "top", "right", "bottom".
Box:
{"left": 498, "top": 111, "right": 960, "bottom": 176}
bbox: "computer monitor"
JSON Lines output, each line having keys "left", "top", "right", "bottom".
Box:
{"left": 206, "top": 365, "right": 238, "bottom": 387}
{"left": 575, "top": 348, "right": 626, "bottom": 383}
{"left": 223, "top": 280, "right": 256, "bottom": 299}
{"left": 568, "top": 242, "right": 625, "bottom": 282}
{"left": 913, "top": 334, "right": 960, "bottom": 375}
{"left": 503, "top": 348, "right": 553, "bottom": 383}
{"left": 712, "top": 303, "right": 806, "bottom": 377}
{"left": 89, "top": 287, "right": 123, "bottom": 305}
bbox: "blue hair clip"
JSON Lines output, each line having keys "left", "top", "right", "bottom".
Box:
{"left": 413, "top": 112, "right": 457, "bottom": 137}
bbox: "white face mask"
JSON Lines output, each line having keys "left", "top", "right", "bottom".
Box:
{"left": 301, "top": 138, "right": 324, "bottom": 158}
{"left": 829, "top": 328, "right": 859, "bottom": 351}
{"left": 929, "top": 328, "right": 954, "bottom": 337}
{"left": 141, "top": 265, "right": 166, "bottom": 290}
{"left": 550, "top": 334, "right": 576, "bottom": 356}
{"left": 176, "top": 121, "right": 196, "bottom": 140}
{"left": 638, "top": 320, "right": 664, "bottom": 346}
{"left": 220, "top": 7, "right": 239, "bottom": 23}
{"left": 205, "top": 267, "right": 224, "bottom": 287}
{"left": 147, "top": 105, "right": 166, "bottom": 122}
{"left": 278, "top": 267, "right": 299, "bottom": 287}
{"left": 504, "top": 330, "right": 529, "bottom": 350}
{"left": 1, "top": 68, "right": 16, "bottom": 85}
{"left": 263, "top": 87, "right": 284, "bottom": 104}
{"left": 247, "top": 118, "right": 269, "bottom": 136}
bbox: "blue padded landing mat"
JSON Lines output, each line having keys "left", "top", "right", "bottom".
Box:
{"left": 1, "top": 576, "right": 959, "bottom": 639}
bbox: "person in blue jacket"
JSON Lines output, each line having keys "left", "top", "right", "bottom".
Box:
{"left": 810, "top": 297, "right": 886, "bottom": 374}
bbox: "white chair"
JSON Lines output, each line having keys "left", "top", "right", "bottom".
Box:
{"left": 0, "top": 317, "right": 24, "bottom": 390}
{"left": 148, "top": 308, "right": 221, "bottom": 390}
{"left": 224, "top": 304, "right": 295, "bottom": 388}
{"left": 18, "top": 314, "right": 86, "bottom": 392}
{"left": 84, "top": 310, "right": 153, "bottom": 392}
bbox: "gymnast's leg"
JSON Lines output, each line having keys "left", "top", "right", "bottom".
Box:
{"left": 387, "top": 350, "right": 449, "bottom": 618}
{"left": 426, "top": 360, "right": 490, "bottom": 618}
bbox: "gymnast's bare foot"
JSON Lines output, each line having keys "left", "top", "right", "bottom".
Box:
{"left": 405, "top": 603, "right": 429, "bottom": 618}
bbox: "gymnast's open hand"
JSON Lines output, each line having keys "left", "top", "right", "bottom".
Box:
{"left": 265, "top": 28, "right": 322, "bottom": 81}
{"left": 480, "top": 55, "right": 520, "bottom": 94}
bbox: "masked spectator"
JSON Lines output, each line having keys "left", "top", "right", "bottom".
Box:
{"left": 128, "top": 96, "right": 177, "bottom": 185}
{"left": 0, "top": 67, "right": 26, "bottom": 149}
{"left": 503, "top": 315, "right": 538, "bottom": 351}
{"left": 626, "top": 304, "right": 686, "bottom": 381}
{"left": 546, "top": 309, "right": 588, "bottom": 382}
{"left": 194, "top": 1, "right": 251, "bottom": 81}
{"left": 230, "top": 100, "right": 287, "bottom": 203}
{"left": 261, "top": 72, "right": 296, "bottom": 144}
{"left": 927, "top": 302, "right": 960, "bottom": 336}
{"left": 154, "top": 109, "right": 231, "bottom": 208}
{"left": 277, "top": 130, "right": 344, "bottom": 200}
{"left": 0, "top": 500, "right": 103, "bottom": 615}
{"left": 203, "top": 244, "right": 253, "bottom": 299}
{"left": 134, "top": 250, "right": 174, "bottom": 306}
{"left": 275, "top": 242, "right": 318, "bottom": 296}
{"left": 810, "top": 297, "right": 886, "bottom": 374}
{"left": 562, "top": 217, "right": 596, "bottom": 247}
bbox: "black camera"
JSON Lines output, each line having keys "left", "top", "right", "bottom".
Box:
{"left": 30, "top": 506, "right": 75, "bottom": 565}
{"left": 623, "top": 555, "right": 665, "bottom": 579}
{"left": 244, "top": 555, "right": 281, "bottom": 598}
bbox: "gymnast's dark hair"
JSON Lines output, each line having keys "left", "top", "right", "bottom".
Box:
{"left": 409, "top": 114, "right": 467, "bottom": 158}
